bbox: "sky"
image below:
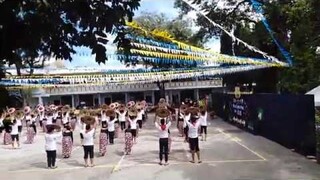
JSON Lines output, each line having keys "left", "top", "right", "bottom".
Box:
{"left": 61, "top": 0, "right": 220, "bottom": 69}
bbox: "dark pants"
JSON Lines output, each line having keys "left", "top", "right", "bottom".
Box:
{"left": 18, "top": 126, "right": 22, "bottom": 133}
{"left": 83, "top": 145, "right": 94, "bottom": 159}
{"left": 46, "top": 150, "right": 56, "bottom": 167}
{"left": 120, "top": 122, "right": 126, "bottom": 131}
{"left": 32, "top": 124, "right": 37, "bottom": 134}
{"left": 108, "top": 131, "right": 115, "bottom": 144}
{"left": 184, "top": 126, "right": 189, "bottom": 141}
{"left": 200, "top": 126, "right": 207, "bottom": 134}
{"left": 137, "top": 120, "right": 142, "bottom": 129}
{"left": 189, "top": 137, "right": 200, "bottom": 152}
{"left": 159, "top": 138, "right": 169, "bottom": 162}
{"left": 11, "top": 134, "right": 19, "bottom": 141}
{"left": 39, "top": 120, "right": 43, "bottom": 127}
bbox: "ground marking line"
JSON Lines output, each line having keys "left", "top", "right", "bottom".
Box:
{"left": 111, "top": 154, "right": 126, "bottom": 173}
{"left": 216, "top": 128, "right": 267, "bottom": 161}
{"left": 7, "top": 159, "right": 266, "bottom": 173}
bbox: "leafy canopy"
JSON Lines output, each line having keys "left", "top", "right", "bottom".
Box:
{"left": 0, "top": 0, "right": 141, "bottom": 69}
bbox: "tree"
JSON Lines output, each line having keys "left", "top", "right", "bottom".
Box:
{"left": 0, "top": 0, "right": 141, "bottom": 76}
{"left": 175, "top": 0, "right": 320, "bottom": 94}
{"left": 131, "top": 12, "right": 205, "bottom": 98}
{"left": 134, "top": 12, "right": 205, "bottom": 47}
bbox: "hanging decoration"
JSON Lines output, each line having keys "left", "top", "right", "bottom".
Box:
{"left": 250, "top": 0, "right": 293, "bottom": 66}
{"left": 2, "top": 65, "right": 272, "bottom": 88}
{"left": 180, "top": 0, "right": 288, "bottom": 65}
{"left": 125, "top": 21, "right": 287, "bottom": 67}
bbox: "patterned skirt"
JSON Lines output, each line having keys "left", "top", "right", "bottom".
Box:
{"left": 124, "top": 132, "right": 133, "bottom": 154}
{"left": 3, "top": 132, "right": 12, "bottom": 145}
{"left": 99, "top": 132, "right": 108, "bottom": 155}
{"left": 62, "top": 136, "right": 73, "bottom": 157}
{"left": 115, "top": 125, "right": 120, "bottom": 138}
{"left": 70, "top": 119, "right": 76, "bottom": 130}
{"left": 25, "top": 127, "right": 35, "bottom": 144}
{"left": 42, "top": 121, "right": 47, "bottom": 132}
{"left": 168, "top": 136, "right": 172, "bottom": 153}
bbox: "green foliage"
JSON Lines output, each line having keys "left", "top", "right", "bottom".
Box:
{"left": 0, "top": 0, "right": 141, "bottom": 73}
{"left": 133, "top": 12, "right": 205, "bottom": 47}
{"left": 175, "top": 0, "right": 320, "bottom": 93}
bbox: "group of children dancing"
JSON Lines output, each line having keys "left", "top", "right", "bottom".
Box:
{"left": 0, "top": 98, "right": 208, "bottom": 168}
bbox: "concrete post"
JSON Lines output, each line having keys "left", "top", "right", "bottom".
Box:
{"left": 152, "top": 91, "right": 155, "bottom": 105}
{"left": 125, "top": 92, "right": 129, "bottom": 103}
{"left": 71, "top": 95, "right": 75, "bottom": 108}
{"left": 38, "top": 96, "right": 43, "bottom": 105}
{"left": 98, "top": 93, "right": 102, "bottom": 105}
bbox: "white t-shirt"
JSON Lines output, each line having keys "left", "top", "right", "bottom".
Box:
{"left": 39, "top": 113, "right": 45, "bottom": 120}
{"left": 47, "top": 116, "right": 53, "bottom": 125}
{"left": 107, "top": 118, "right": 117, "bottom": 132}
{"left": 186, "top": 119, "right": 201, "bottom": 138}
{"left": 183, "top": 114, "right": 191, "bottom": 128}
{"left": 31, "top": 117, "right": 37, "bottom": 124}
{"left": 101, "top": 113, "right": 109, "bottom": 122}
{"left": 53, "top": 113, "right": 58, "bottom": 119}
{"left": 128, "top": 118, "right": 138, "bottom": 130}
{"left": 200, "top": 112, "right": 208, "bottom": 126}
{"left": 11, "top": 123, "right": 19, "bottom": 135}
{"left": 81, "top": 129, "right": 95, "bottom": 146}
{"left": 0, "top": 117, "right": 3, "bottom": 126}
{"left": 45, "top": 132, "right": 62, "bottom": 151}
{"left": 62, "top": 116, "right": 69, "bottom": 124}
{"left": 118, "top": 111, "right": 127, "bottom": 122}
{"left": 137, "top": 111, "right": 143, "bottom": 120}
{"left": 155, "top": 121, "right": 171, "bottom": 138}
{"left": 16, "top": 118, "right": 22, "bottom": 126}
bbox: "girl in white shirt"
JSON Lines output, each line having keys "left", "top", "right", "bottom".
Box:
{"left": 127, "top": 115, "right": 138, "bottom": 143}
{"left": 81, "top": 124, "right": 95, "bottom": 167}
{"left": 155, "top": 118, "right": 171, "bottom": 166}
{"left": 25, "top": 114, "right": 36, "bottom": 144}
{"left": 10, "top": 119, "right": 20, "bottom": 149}
{"left": 107, "top": 116, "right": 117, "bottom": 144}
{"left": 45, "top": 125, "right": 62, "bottom": 169}
{"left": 185, "top": 114, "right": 202, "bottom": 164}
{"left": 117, "top": 109, "right": 127, "bottom": 131}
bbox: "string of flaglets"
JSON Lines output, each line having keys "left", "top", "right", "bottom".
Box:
{"left": 2, "top": 65, "right": 271, "bottom": 88}
{"left": 250, "top": 0, "right": 293, "bottom": 65}
{"left": 124, "top": 21, "right": 288, "bottom": 67}
{"left": 180, "top": 0, "right": 291, "bottom": 66}
{"left": 1, "top": 1, "right": 292, "bottom": 89}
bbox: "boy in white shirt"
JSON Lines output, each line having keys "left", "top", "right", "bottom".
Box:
{"left": 185, "top": 113, "right": 202, "bottom": 164}
{"left": 155, "top": 118, "right": 171, "bottom": 165}
{"left": 116, "top": 109, "right": 127, "bottom": 131}
{"left": 107, "top": 116, "right": 117, "bottom": 144}
{"left": 183, "top": 112, "right": 191, "bottom": 142}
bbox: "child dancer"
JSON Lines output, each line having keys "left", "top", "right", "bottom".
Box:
{"left": 124, "top": 127, "right": 133, "bottom": 155}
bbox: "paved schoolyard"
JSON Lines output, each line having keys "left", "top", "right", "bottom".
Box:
{"left": 1, "top": 114, "right": 320, "bottom": 180}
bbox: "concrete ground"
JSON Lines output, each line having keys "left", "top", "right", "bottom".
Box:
{"left": 1, "top": 113, "right": 320, "bottom": 180}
